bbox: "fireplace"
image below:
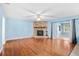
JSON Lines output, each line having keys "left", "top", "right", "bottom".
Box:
{"left": 37, "top": 30, "right": 44, "bottom": 36}
{"left": 33, "top": 21, "right": 48, "bottom": 38}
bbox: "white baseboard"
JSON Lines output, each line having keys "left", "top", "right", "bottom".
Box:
{"left": 6, "top": 36, "right": 51, "bottom": 41}
{"left": 0, "top": 47, "right": 3, "bottom": 53}
{"left": 0, "top": 41, "right": 6, "bottom": 53}
{"left": 6, "top": 36, "right": 31, "bottom": 41}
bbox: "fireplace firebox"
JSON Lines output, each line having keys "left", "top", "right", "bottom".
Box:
{"left": 37, "top": 30, "right": 43, "bottom": 36}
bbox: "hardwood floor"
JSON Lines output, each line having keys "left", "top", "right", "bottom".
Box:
{"left": 0, "top": 38, "right": 75, "bottom": 56}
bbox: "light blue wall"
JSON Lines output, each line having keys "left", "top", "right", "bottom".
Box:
{"left": 0, "top": 6, "right": 4, "bottom": 49}
{"left": 5, "top": 18, "right": 33, "bottom": 40}
{"left": 0, "top": 16, "right": 2, "bottom": 49}
{"left": 48, "top": 21, "right": 51, "bottom": 38}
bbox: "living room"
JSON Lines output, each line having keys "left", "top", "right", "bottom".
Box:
{"left": 0, "top": 3, "right": 79, "bottom": 56}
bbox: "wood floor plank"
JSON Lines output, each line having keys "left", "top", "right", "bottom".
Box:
{"left": 0, "top": 38, "right": 75, "bottom": 56}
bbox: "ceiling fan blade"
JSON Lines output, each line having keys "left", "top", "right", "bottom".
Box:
{"left": 22, "top": 8, "right": 36, "bottom": 15}
{"left": 40, "top": 8, "right": 51, "bottom": 14}
{"left": 43, "top": 15, "right": 58, "bottom": 18}
{"left": 22, "top": 15, "right": 34, "bottom": 17}
{"left": 22, "top": 15, "right": 35, "bottom": 18}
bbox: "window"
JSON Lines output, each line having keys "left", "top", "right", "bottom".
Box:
{"left": 63, "top": 23, "right": 70, "bottom": 32}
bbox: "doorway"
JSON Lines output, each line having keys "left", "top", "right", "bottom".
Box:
{"left": 51, "top": 20, "right": 73, "bottom": 43}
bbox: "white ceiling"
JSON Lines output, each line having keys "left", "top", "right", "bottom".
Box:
{"left": 1, "top": 3, "right": 79, "bottom": 21}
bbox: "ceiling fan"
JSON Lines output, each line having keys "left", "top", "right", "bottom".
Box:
{"left": 4, "top": 3, "right": 58, "bottom": 21}
{"left": 21, "top": 7, "right": 58, "bottom": 21}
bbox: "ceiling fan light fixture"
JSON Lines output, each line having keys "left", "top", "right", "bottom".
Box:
{"left": 37, "top": 17, "right": 41, "bottom": 21}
